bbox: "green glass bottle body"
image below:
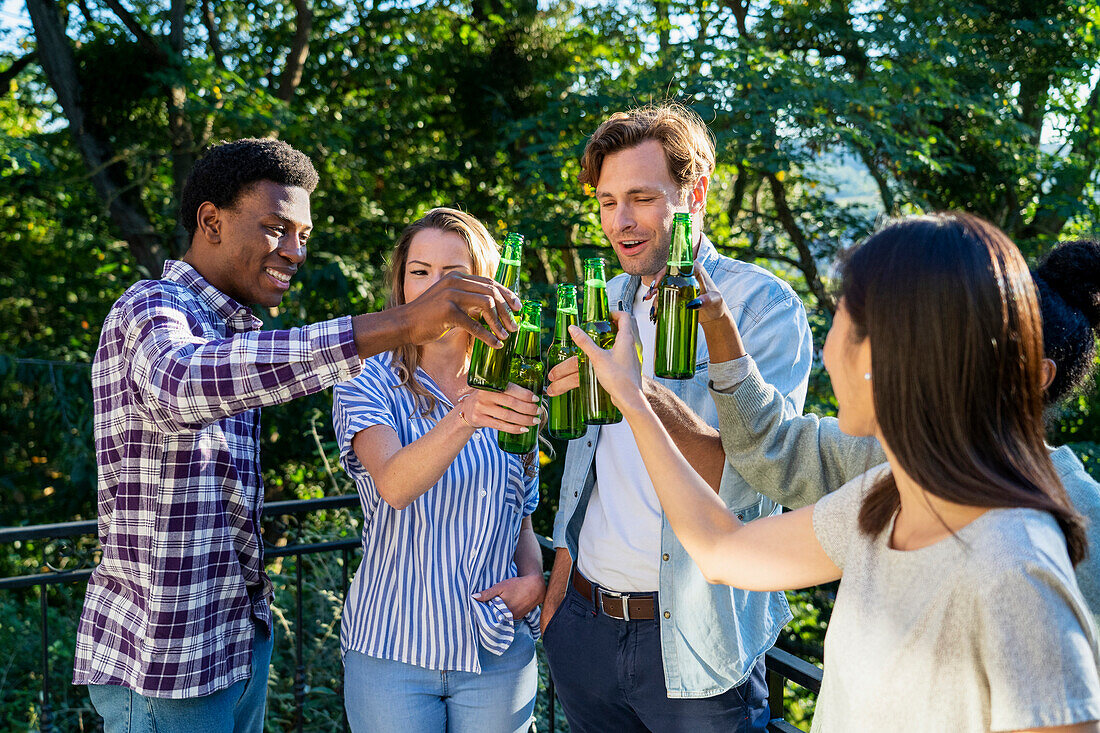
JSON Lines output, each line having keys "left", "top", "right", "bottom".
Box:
{"left": 578, "top": 258, "right": 622, "bottom": 425}
{"left": 498, "top": 301, "right": 544, "bottom": 455}
{"left": 468, "top": 234, "right": 524, "bottom": 391}
{"left": 654, "top": 213, "right": 699, "bottom": 379}
{"left": 546, "top": 284, "right": 585, "bottom": 440}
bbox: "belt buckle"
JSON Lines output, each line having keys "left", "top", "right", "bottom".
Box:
{"left": 598, "top": 588, "right": 630, "bottom": 622}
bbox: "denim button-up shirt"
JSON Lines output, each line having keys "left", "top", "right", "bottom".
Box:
{"left": 552, "top": 234, "right": 813, "bottom": 697}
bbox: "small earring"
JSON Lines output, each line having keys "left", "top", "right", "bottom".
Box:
{"left": 863, "top": 372, "right": 872, "bottom": 381}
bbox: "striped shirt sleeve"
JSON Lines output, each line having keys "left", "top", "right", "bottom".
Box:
{"left": 522, "top": 460, "right": 539, "bottom": 517}
{"left": 332, "top": 359, "right": 399, "bottom": 477}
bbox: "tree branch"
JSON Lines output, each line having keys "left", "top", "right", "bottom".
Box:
{"left": 0, "top": 51, "right": 37, "bottom": 93}
{"left": 99, "top": 0, "right": 166, "bottom": 61}
{"left": 765, "top": 171, "right": 834, "bottom": 313}
{"left": 1023, "top": 76, "right": 1100, "bottom": 240}
{"left": 201, "top": 0, "right": 225, "bottom": 70}
{"left": 276, "top": 0, "right": 313, "bottom": 101}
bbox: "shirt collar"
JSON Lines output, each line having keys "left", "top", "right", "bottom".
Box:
{"left": 161, "top": 260, "right": 261, "bottom": 332}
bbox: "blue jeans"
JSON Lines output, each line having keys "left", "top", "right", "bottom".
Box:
{"left": 88, "top": 623, "right": 273, "bottom": 733}
{"left": 343, "top": 625, "right": 537, "bottom": 733}
{"left": 543, "top": 581, "right": 771, "bottom": 733}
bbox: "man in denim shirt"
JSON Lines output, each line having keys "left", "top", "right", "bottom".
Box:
{"left": 541, "top": 103, "right": 812, "bottom": 732}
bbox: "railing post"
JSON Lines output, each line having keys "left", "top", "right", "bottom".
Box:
{"left": 341, "top": 547, "right": 350, "bottom": 733}
{"left": 40, "top": 583, "right": 52, "bottom": 733}
{"left": 547, "top": 671, "right": 555, "bottom": 733}
{"left": 295, "top": 552, "right": 305, "bottom": 733}
{"left": 766, "top": 665, "right": 785, "bottom": 721}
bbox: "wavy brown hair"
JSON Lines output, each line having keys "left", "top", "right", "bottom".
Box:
{"left": 842, "top": 212, "right": 1087, "bottom": 566}
{"left": 385, "top": 208, "right": 499, "bottom": 416}
{"left": 579, "top": 102, "right": 715, "bottom": 193}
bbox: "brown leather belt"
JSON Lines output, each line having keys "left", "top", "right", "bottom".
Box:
{"left": 572, "top": 570, "right": 655, "bottom": 621}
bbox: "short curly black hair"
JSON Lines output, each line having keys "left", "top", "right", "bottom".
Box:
{"left": 1034, "top": 238, "right": 1100, "bottom": 405}
{"left": 179, "top": 138, "right": 319, "bottom": 239}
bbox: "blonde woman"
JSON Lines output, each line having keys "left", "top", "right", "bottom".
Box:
{"left": 333, "top": 208, "right": 545, "bottom": 732}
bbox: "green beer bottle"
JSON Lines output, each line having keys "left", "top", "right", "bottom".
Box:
{"left": 578, "top": 258, "right": 622, "bottom": 425}
{"left": 546, "top": 284, "right": 585, "bottom": 440}
{"left": 654, "top": 213, "right": 699, "bottom": 379}
{"left": 468, "top": 233, "right": 524, "bottom": 391}
{"left": 498, "top": 300, "right": 544, "bottom": 455}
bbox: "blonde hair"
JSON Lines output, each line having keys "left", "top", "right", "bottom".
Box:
{"left": 385, "top": 208, "right": 500, "bottom": 415}
{"left": 579, "top": 102, "right": 716, "bottom": 192}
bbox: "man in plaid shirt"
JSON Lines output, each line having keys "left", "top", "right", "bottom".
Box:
{"left": 73, "top": 139, "right": 520, "bottom": 732}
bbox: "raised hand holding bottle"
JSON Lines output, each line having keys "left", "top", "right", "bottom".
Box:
{"left": 654, "top": 213, "right": 699, "bottom": 379}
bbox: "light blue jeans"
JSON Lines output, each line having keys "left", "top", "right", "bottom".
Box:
{"left": 88, "top": 623, "right": 273, "bottom": 733}
{"left": 343, "top": 625, "right": 537, "bottom": 733}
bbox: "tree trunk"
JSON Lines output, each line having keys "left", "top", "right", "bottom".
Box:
{"left": 26, "top": 0, "right": 169, "bottom": 276}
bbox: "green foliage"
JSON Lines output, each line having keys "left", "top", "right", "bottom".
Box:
{"left": 2, "top": 0, "right": 1099, "bottom": 729}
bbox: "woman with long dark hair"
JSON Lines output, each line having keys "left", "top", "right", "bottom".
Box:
{"left": 332, "top": 208, "right": 545, "bottom": 732}
{"left": 561, "top": 213, "right": 1100, "bottom": 731}
{"left": 695, "top": 237, "right": 1100, "bottom": 624}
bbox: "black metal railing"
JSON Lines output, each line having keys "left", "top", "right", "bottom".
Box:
{"left": 0, "top": 496, "right": 822, "bottom": 732}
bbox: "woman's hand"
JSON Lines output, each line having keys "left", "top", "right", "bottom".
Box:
{"left": 689, "top": 263, "right": 746, "bottom": 363}
{"left": 473, "top": 573, "right": 546, "bottom": 619}
{"left": 456, "top": 383, "right": 541, "bottom": 434}
{"left": 567, "top": 310, "right": 646, "bottom": 414}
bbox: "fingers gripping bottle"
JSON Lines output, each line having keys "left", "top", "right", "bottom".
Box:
{"left": 546, "top": 284, "right": 585, "bottom": 440}
{"left": 578, "top": 258, "right": 622, "bottom": 425}
{"left": 654, "top": 213, "right": 700, "bottom": 379}
{"left": 498, "top": 301, "right": 544, "bottom": 455}
{"left": 468, "top": 233, "right": 524, "bottom": 392}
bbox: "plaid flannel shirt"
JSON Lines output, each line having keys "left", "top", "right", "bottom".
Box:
{"left": 73, "top": 260, "right": 361, "bottom": 698}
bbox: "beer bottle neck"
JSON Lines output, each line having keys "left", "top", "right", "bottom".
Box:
{"left": 515, "top": 324, "right": 540, "bottom": 358}
{"left": 554, "top": 310, "right": 578, "bottom": 341}
{"left": 667, "top": 218, "right": 693, "bottom": 270}
{"left": 583, "top": 286, "right": 610, "bottom": 323}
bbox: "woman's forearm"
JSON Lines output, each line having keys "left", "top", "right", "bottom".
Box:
{"left": 514, "top": 517, "right": 544, "bottom": 578}
{"left": 354, "top": 410, "right": 476, "bottom": 509}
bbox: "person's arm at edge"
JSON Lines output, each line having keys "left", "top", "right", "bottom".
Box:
{"left": 351, "top": 271, "right": 521, "bottom": 359}
{"left": 643, "top": 379, "right": 725, "bottom": 492}
{"left": 692, "top": 263, "right": 883, "bottom": 509}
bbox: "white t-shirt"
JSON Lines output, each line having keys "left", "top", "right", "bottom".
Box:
{"left": 576, "top": 283, "right": 663, "bottom": 591}
{"left": 810, "top": 466, "right": 1100, "bottom": 732}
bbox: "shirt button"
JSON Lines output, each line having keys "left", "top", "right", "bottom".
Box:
{"left": 663, "top": 611, "right": 671, "bottom": 619}
{"left": 574, "top": 491, "right": 578, "bottom": 497}
{"left": 586, "top": 441, "right": 592, "bottom": 447}
{"left": 480, "top": 490, "right": 487, "bottom": 498}
{"left": 662, "top": 553, "right": 670, "bottom": 561}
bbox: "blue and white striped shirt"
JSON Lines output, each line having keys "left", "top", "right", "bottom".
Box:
{"left": 332, "top": 351, "right": 540, "bottom": 673}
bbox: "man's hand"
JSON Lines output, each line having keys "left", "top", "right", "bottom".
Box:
{"left": 689, "top": 263, "right": 746, "bottom": 363}
{"left": 400, "top": 272, "right": 521, "bottom": 348}
{"left": 473, "top": 573, "right": 546, "bottom": 620}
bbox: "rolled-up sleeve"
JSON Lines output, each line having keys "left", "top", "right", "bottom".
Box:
{"left": 127, "top": 291, "right": 360, "bottom": 432}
